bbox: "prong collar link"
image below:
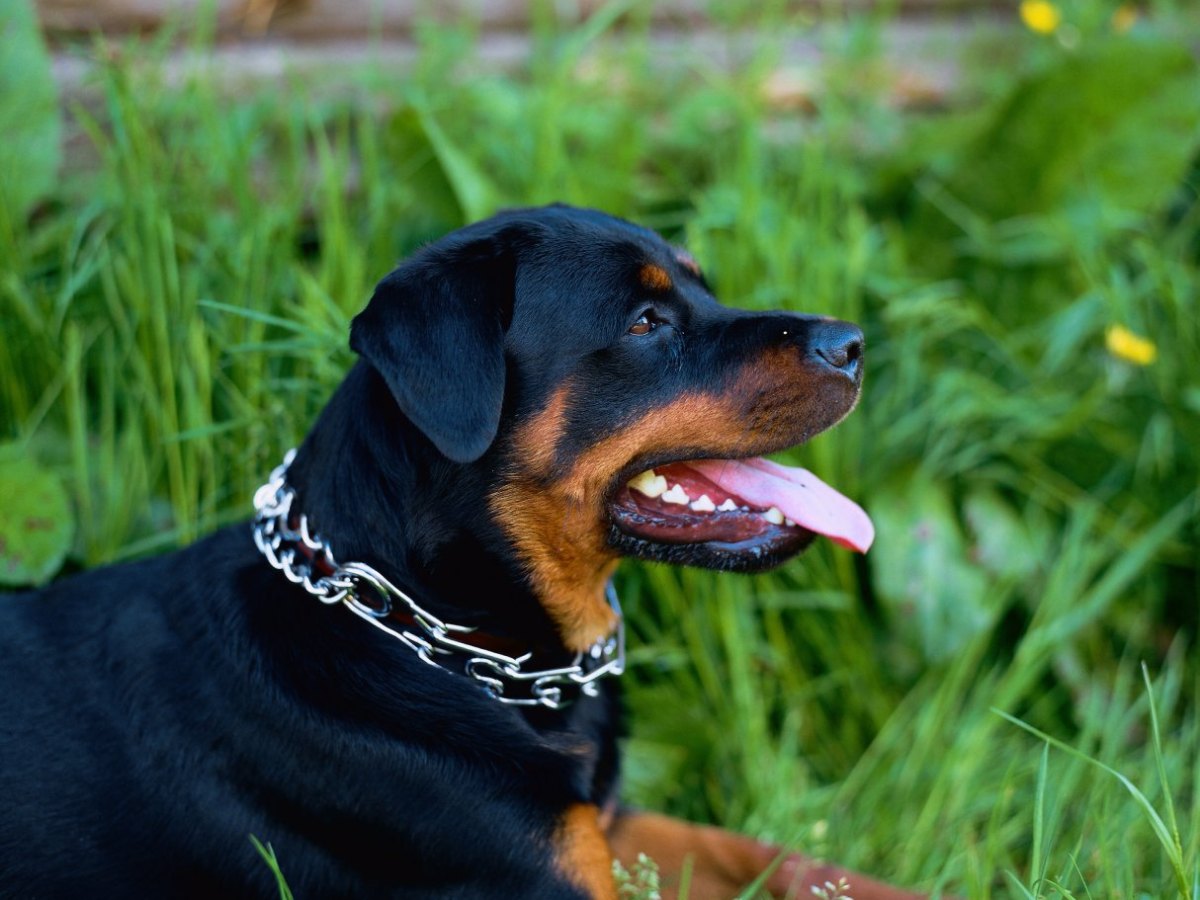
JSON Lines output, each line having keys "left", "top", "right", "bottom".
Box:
{"left": 252, "top": 450, "right": 625, "bottom": 710}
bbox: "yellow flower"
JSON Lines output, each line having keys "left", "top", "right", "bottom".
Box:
{"left": 1112, "top": 4, "right": 1138, "bottom": 33}
{"left": 1106, "top": 325, "right": 1157, "bottom": 366}
{"left": 1020, "top": 0, "right": 1062, "bottom": 34}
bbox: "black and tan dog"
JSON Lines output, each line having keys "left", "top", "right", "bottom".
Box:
{"left": 0, "top": 205, "right": 921, "bottom": 899}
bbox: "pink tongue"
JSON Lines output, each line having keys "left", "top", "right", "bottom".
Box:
{"left": 688, "top": 457, "right": 875, "bottom": 553}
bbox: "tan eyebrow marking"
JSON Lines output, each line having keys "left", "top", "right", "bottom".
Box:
{"left": 637, "top": 263, "right": 673, "bottom": 292}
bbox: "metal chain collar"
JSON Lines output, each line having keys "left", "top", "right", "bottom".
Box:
{"left": 251, "top": 450, "right": 625, "bottom": 709}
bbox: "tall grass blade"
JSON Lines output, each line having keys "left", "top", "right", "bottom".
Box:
{"left": 996, "top": 711, "right": 1192, "bottom": 899}
{"left": 248, "top": 835, "right": 295, "bottom": 900}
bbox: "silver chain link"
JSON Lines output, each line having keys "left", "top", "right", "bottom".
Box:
{"left": 252, "top": 450, "right": 625, "bottom": 709}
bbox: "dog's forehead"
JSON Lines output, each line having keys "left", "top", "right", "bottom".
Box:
{"left": 522, "top": 217, "right": 699, "bottom": 292}
{"left": 507, "top": 208, "right": 680, "bottom": 267}
{"left": 510, "top": 233, "right": 675, "bottom": 314}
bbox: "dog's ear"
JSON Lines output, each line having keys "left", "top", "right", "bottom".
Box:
{"left": 350, "top": 226, "right": 522, "bottom": 464}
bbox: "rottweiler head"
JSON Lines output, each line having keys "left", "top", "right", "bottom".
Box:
{"left": 350, "top": 205, "right": 872, "bottom": 651}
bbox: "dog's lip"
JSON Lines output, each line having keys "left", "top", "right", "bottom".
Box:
{"left": 607, "top": 489, "right": 802, "bottom": 547}
{"left": 604, "top": 452, "right": 874, "bottom": 553}
{"left": 607, "top": 512, "right": 817, "bottom": 567}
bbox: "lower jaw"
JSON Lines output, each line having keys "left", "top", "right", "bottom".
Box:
{"left": 606, "top": 521, "right": 815, "bottom": 573}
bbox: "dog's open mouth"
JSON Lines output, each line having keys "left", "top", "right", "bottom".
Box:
{"left": 607, "top": 457, "right": 873, "bottom": 570}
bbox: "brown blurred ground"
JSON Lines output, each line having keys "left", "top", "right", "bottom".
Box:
{"left": 37, "top": 1, "right": 1016, "bottom": 115}
{"left": 38, "top": 0, "right": 1005, "bottom": 40}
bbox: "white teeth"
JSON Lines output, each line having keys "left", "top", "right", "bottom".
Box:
{"left": 764, "top": 506, "right": 785, "bottom": 525}
{"left": 717, "top": 498, "right": 738, "bottom": 512}
{"left": 690, "top": 494, "right": 716, "bottom": 513}
{"left": 628, "top": 470, "right": 668, "bottom": 499}
{"left": 784, "top": 517, "right": 796, "bottom": 527}
{"left": 661, "top": 484, "right": 691, "bottom": 505}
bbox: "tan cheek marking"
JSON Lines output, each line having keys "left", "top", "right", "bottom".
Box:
{"left": 638, "top": 263, "right": 673, "bottom": 292}
{"left": 555, "top": 803, "right": 617, "bottom": 900}
{"left": 518, "top": 383, "right": 572, "bottom": 475}
{"left": 565, "top": 393, "right": 754, "bottom": 502}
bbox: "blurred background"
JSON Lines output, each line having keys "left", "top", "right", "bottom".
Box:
{"left": 2, "top": 1, "right": 1198, "bottom": 896}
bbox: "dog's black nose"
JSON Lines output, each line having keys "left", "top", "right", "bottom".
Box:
{"left": 810, "top": 321, "right": 863, "bottom": 380}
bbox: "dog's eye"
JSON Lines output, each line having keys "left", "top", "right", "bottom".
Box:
{"left": 628, "top": 313, "right": 659, "bottom": 336}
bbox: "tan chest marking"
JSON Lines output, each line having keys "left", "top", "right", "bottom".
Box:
{"left": 555, "top": 803, "right": 617, "bottom": 900}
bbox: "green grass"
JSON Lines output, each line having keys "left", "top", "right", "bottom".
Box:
{"left": 2, "top": 2, "right": 1199, "bottom": 897}
{"left": 249, "top": 835, "right": 295, "bottom": 900}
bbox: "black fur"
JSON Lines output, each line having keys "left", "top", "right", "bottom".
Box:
{"left": 0, "top": 205, "right": 862, "bottom": 898}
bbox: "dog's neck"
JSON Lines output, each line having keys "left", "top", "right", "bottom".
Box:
{"left": 282, "top": 361, "right": 570, "bottom": 651}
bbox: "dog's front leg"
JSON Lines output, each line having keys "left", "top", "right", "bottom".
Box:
{"left": 608, "top": 810, "right": 925, "bottom": 900}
